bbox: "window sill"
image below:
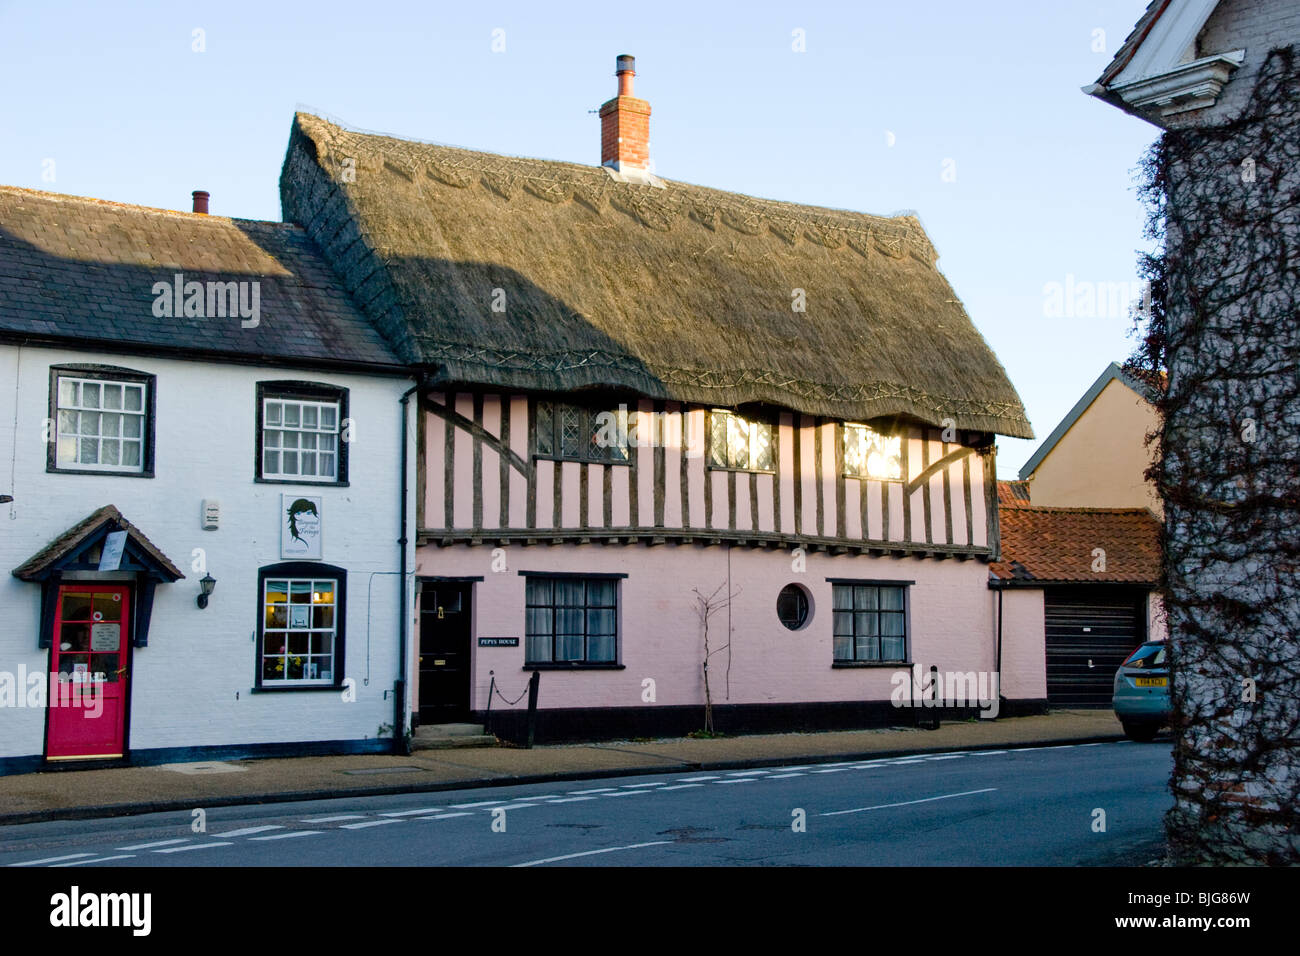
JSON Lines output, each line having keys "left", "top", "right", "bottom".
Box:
{"left": 705, "top": 465, "right": 776, "bottom": 476}
{"left": 832, "top": 661, "right": 911, "bottom": 669}
{"left": 255, "top": 477, "right": 350, "bottom": 487}
{"left": 523, "top": 663, "right": 626, "bottom": 670}
{"left": 250, "top": 684, "right": 344, "bottom": 693}
{"left": 47, "top": 467, "right": 154, "bottom": 479}
{"left": 532, "top": 455, "right": 630, "bottom": 467}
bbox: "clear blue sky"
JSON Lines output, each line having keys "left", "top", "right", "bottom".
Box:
{"left": 0, "top": 0, "right": 1158, "bottom": 477}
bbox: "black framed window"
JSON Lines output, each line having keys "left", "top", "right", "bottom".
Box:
{"left": 777, "top": 584, "right": 810, "bottom": 630}
{"left": 525, "top": 576, "right": 618, "bottom": 663}
{"left": 256, "top": 382, "right": 349, "bottom": 484}
{"left": 47, "top": 365, "right": 156, "bottom": 477}
{"left": 832, "top": 583, "right": 908, "bottom": 662}
{"left": 256, "top": 562, "right": 346, "bottom": 689}
{"left": 708, "top": 409, "right": 774, "bottom": 471}
{"left": 535, "top": 401, "right": 628, "bottom": 463}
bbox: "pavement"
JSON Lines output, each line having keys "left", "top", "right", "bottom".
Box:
{"left": 0, "top": 709, "right": 1127, "bottom": 825}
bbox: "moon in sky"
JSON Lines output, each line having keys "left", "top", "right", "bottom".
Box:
{"left": 885, "top": 130, "right": 896, "bottom": 147}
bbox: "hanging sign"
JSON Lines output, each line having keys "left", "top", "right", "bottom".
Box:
{"left": 281, "top": 495, "right": 323, "bottom": 559}
{"left": 98, "top": 531, "right": 128, "bottom": 571}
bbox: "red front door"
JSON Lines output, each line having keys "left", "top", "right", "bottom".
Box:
{"left": 46, "top": 585, "right": 131, "bottom": 759}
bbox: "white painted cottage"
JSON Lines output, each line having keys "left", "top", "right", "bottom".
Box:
{"left": 0, "top": 186, "right": 415, "bottom": 772}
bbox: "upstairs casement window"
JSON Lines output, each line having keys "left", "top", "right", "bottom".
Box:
{"left": 534, "top": 401, "right": 629, "bottom": 464}
{"left": 708, "top": 409, "right": 774, "bottom": 472}
{"left": 843, "top": 423, "right": 903, "bottom": 481}
{"left": 48, "top": 365, "right": 155, "bottom": 477}
{"left": 256, "top": 382, "right": 349, "bottom": 485}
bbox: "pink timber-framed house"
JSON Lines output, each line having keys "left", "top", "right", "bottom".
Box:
{"left": 279, "top": 56, "right": 1039, "bottom": 743}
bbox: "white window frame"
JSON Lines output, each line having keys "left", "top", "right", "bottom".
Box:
{"left": 261, "top": 397, "right": 341, "bottom": 482}
{"left": 260, "top": 576, "right": 339, "bottom": 686}
{"left": 53, "top": 375, "right": 148, "bottom": 474}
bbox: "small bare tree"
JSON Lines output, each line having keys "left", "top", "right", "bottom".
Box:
{"left": 693, "top": 581, "right": 740, "bottom": 735}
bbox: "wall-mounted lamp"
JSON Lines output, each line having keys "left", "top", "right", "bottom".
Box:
{"left": 197, "top": 573, "right": 217, "bottom": 609}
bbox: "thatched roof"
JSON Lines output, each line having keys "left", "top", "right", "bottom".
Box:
{"left": 280, "top": 113, "right": 1032, "bottom": 438}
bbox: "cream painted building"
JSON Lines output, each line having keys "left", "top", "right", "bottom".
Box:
{"left": 1017, "top": 364, "right": 1162, "bottom": 517}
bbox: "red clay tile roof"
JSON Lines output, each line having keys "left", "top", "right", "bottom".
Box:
{"left": 990, "top": 506, "right": 1161, "bottom": 585}
{"left": 997, "top": 480, "right": 1031, "bottom": 508}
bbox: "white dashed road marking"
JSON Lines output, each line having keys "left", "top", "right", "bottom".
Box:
{"left": 53, "top": 855, "right": 135, "bottom": 867}
{"left": 302, "top": 814, "right": 367, "bottom": 823}
{"left": 116, "top": 839, "right": 189, "bottom": 851}
{"left": 8, "top": 853, "right": 95, "bottom": 867}
{"left": 820, "top": 788, "right": 998, "bottom": 817}
{"left": 154, "top": 842, "right": 234, "bottom": 853}
{"left": 341, "top": 820, "right": 403, "bottom": 830}
{"left": 766, "top": 773, "right": 806, "bottom": 779}
{"left": 252, "top": 831, "right": 322, "bottom": 841}
{"left": 657, "top": 784, "right": 705, "bottom": 791}
{"left": 512, "top": 841, "right": 673, "bottom": 868}
{"left": 218, "top": 825, "right": 283, "bottom": 837}
{"left": 414, "top": 812, "right": 474, "bottom": 820}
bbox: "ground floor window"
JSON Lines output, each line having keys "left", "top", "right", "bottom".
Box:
{"left": 525, "top": 575, "right": 618, "bottom": 664}
{"left": 257, "top": 563, "right": 346, "bottom": 687}
{"left": 832, "top": 583, "right": 907, "bottom": 662}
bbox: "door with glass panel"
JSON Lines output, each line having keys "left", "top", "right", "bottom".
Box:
{"left": 46, "top": 585, "right": 131, "bottom": 759}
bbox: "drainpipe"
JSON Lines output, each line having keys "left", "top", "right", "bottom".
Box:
{"left": 395, "top": 375, "right": 428, "bottom": 755}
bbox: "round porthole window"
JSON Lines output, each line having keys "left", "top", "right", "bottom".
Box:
{"left": 777, "top": 584, "right": 811, "bottom": 631}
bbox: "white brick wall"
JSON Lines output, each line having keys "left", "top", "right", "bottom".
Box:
{"left": 1169, "top": 0, "right": 1300, "bottom": 127}
{"left": 0, "top": 343, "right": 414, "bottom": 760}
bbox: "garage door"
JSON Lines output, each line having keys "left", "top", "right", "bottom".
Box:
{"left": 1044, "top": 587, "right": 1146, "bottom": 707}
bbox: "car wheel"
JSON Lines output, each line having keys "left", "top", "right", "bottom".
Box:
{"left": 1121, "top": 720, "right": 1160, "bottom": 742}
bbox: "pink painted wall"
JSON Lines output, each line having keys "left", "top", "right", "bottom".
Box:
{"left": 997, "top": 588, "right": 1047, "bottom": 700}
{"left": 414, "top": 542, "right": 1010, "bottom": 714}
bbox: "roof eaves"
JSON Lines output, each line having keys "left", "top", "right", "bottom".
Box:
{"left": 1017, "top": 363, "right": 1153, "bottom": 480}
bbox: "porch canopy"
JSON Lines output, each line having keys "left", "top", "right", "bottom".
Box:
{"left": 12, "top": 504, "right": 184, "bottom": 648}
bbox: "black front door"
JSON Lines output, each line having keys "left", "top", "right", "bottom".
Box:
{"left": 419, "top": 581, "right": 472, "bottom": 722}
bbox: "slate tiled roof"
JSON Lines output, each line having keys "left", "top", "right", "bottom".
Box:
{"left": 0, "top": 186, "right": 402, "bottom": 370}
{"left": 989, "top": 506, "right": 1162, "bottom": 585}
{"left": 1094, "top": 0, "right": 1170, "bottom": 87}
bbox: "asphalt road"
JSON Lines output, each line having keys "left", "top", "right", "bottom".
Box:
{"left": 0, "top": 740, "right": 1172, "bottom": 867}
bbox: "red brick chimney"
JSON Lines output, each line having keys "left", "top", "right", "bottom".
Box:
{"left": 599, "top": 54, "right": 650, "bottom": 173}
{"left": 192, "top": 190, "right": 210, "bottom": 214}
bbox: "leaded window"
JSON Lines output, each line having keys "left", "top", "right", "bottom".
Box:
{"left": 708, "top": 409, "right": 773, "bottom": 471}
{"left": 534, "top": 401, "right": 628, "bottom": 463}
{"left": 843, "top": 423, "right": 903, "bottom": 481}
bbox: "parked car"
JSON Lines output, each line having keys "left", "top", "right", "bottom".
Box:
{"left": 1113, "top": 641, "right": 1169, "bottom": 741}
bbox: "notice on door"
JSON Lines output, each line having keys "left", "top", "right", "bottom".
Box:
{"left": 90, "top": 623, "right": 120, "bottom": 651}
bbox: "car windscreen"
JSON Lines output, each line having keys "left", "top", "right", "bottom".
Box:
{"left": 1122, "top": 643, "right": 1167, "bottom": 669}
